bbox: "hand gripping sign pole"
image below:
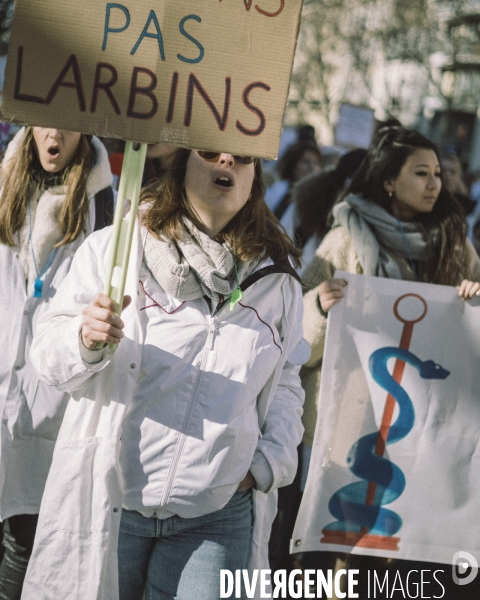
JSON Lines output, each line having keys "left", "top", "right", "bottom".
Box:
{"left": 97, "top": 141, "right": 147, "bottom": 349}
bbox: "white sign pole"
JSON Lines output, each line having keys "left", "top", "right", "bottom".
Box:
{"left": 97, "top": 141, "right": 146, "bottom": 349}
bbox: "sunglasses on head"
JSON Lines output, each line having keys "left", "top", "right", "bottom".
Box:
{"left": 197, "top": 151, "right": 255, "bottom": 165}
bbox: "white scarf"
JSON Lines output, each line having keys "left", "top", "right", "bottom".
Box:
{"left": 143, "top": 219, "right": 256, "bottom": 301}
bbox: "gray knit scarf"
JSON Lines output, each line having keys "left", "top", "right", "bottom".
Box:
{"left": 332, "top": 194, "right": 428, "bottom": 279}
{"left": 143, "top": 219, "right": 256, "bottom": 301}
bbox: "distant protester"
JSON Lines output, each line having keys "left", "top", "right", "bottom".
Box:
{"left": 265, "top": 140, "right": 322, "bottom": 237}
{"left": 142, "top": 142, "right": 178, "bottom": 186}
{"left": 440, "top": 151, "right": 475, "bottom": 217}
{"left": 269, "top": 149, "right": 367, "bottom": 573}
{"left": 293, "top": 148, "right": 367, "bottom": 272}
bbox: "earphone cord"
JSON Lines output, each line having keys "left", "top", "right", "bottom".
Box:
{"left": 396, "top": 218, "right": 419, "bottom": 281}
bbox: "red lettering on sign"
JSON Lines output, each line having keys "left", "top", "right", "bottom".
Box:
{"left": 13, "top": 46, "right": 45, "bottom": 104}
{"left": 90, "top": 62, "right": 121, "bottom": 115}
{"left": 11, "top": 48, "right": 271, "bottom": 140}
{"left": 255, "top": 0, "right": 284, "bottom": 17}
{"left": 45, "top": 54, "right": 86, "bottom": 112}
{"left": 166, "top": 71, "right": 179, "bottom": 124}
{"left": 126, "top": 67, "right": 158, "bottom": 120}
{"left": 184, "top": 73, "right": 231, "bottom": 131}
{"left": 236, "top": 81, "right": 270, "bottom": 136}
{"left": 218, "top": 0, "right": 284, "bottom": 16}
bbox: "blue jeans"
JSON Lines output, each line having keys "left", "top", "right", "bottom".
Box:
{"left": 118, "top": 489, "right": 253, "bottom": 600}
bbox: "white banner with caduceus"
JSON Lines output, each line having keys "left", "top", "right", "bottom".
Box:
{"left": 292, "top": 271, "right": 480, "bottom": 567}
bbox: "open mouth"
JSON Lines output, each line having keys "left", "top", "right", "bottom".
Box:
{"left": 47, "top": 145, "right": 60, "bottom": 158}
{"left": 215, "top": 176, "right": 233, "bottom": 188}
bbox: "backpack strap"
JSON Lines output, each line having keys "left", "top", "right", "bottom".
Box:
{"left": 94, "top": 186, "right": 114, "bottom": 231}
{"left": 240, "top": 260, "right": 303, "bottom": 292}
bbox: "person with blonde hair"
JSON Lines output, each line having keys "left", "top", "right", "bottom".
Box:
{"left": 0, "top": 126, "right": 113, "bottom": 598}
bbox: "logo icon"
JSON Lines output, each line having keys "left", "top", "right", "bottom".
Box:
{"left": 452, "top": 551, "right": 478, "bottom": 586}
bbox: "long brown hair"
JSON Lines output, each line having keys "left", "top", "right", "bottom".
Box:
{"left": 0, "top": 127, "right": 94, "bottom": 247}
{"left": 340, "top": 127, "right": 469, "bottom": 286}
{"left": 141, "top": 149, "right": 301, "bottom": 267}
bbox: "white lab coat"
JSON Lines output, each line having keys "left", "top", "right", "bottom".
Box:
{"left": 0, "top": 132, "right": 112, "bottom": 520}
{"left": 23, "top": 222, "right": 309, "bottom": 599}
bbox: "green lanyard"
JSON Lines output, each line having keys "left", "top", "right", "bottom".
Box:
{"left": 229, "top": 259, "right": 243, "bottom": 311}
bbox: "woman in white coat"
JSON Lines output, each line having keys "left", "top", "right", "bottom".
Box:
{"left": 25, "top": 149, "right": 308, "bottom": 600}
{"left": 0, "top": 126, "right": 113, "bottom": 598}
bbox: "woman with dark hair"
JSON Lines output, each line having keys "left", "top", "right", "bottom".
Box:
{"left": 265, "top": 140, "right": 322, "bottom": 237}
{"left": 299, "top": 126, "right": 480, "bottom": 596}
{"left": 440, "top": 150, "right": 475, "bottom": 218}
{"left": 292, "top": 148, "right": 367, "bottom": 272}
{"left": 277, "top": 140, "right": 322, "bottom": 186}
{"left": 142, "top": 142, "right": 178, "bottom": 186}
{"left": 24, "top": 149, "right": 308, "bottom": 600}
{"left": 268, "top": 149, "right": 367, "bottom": 577}
{"left": 0, "top": 126, "right": 113, "bottom": 598}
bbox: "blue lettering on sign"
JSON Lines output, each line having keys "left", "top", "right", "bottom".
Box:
{"left": 131, "top": 10, "right": 166, "bottom": 60}
{"left": 103, "top": 3, "right": 131, "bottom": 51}
{"left": 177, "top": 15, "right": 204, "bottom": 64}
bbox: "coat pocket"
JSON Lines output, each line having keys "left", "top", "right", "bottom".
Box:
{"left": 41, "top": 436, "right": 102, "bottom": 533}
{"left": 24, "top": 379, "right": 69, "bottom": 440}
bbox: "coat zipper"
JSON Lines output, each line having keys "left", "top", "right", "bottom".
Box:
{"left": 159, "top": 315, "right": 216, "bottom": 508}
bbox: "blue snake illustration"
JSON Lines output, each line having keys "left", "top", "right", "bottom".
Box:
{"left": 324, "top": 347, "right": 449, "bottom": 537}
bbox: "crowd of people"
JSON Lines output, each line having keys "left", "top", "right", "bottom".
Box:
{"left": 0, "top": 120, "right": 479, "bottom": 599}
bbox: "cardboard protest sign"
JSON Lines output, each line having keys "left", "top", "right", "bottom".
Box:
{"left": 293, "top": 272, "right": 480, "bottom": 566}
{"left": 1, "top": 0, "right": 303, "bottom": 158}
